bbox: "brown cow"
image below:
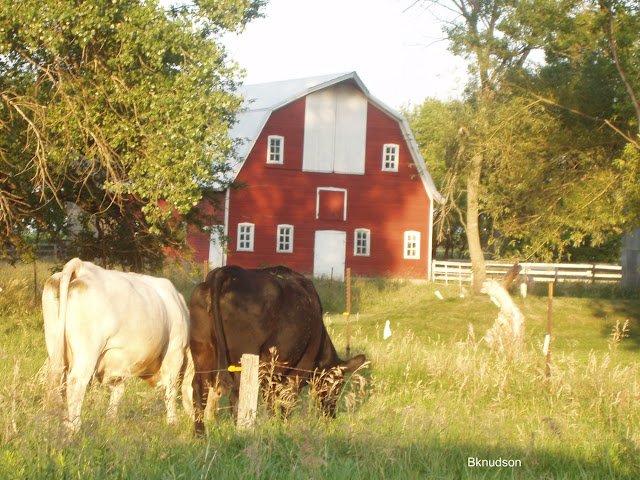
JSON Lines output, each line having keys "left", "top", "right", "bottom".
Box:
{"left": 189, "top": 265, "right": 365, "bottom": 435}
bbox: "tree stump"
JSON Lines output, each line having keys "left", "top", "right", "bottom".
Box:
{"left": 482, "top": 280, "right": 525, "bottom": 355}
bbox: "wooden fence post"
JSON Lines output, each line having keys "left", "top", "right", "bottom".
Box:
{"left": 545, "top": 283, "right": 553, "bottom": 379}
{"left": 345, "top": 267, "right": 351, "bottom": 359}
{"left": 329, "top": 268, "right": 334, "bottom": 305}
{"left": 33, "top": 259, "right": 38, "bottom": 305}
{"left": 236, "top": 353, "right": 260, "bottom": 431}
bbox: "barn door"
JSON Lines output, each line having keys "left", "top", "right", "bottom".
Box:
{"left": 314, "top": 231, "right": 346, "bottom": 281}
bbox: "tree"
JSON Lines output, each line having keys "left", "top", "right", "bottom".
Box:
{"left": 500, "top": 0, "right": 640, "bottom": 257}
{"left": 408, "top": 0, "right": 541, "bottom": 292}
{"left": 408, "top": 0, "right": 640, "bottom": 292}
{"left": 404, "top": 99, "right": 468, "bottom": 259}
{"left": 0, "top": 0, "right": 265, "bottom": 267}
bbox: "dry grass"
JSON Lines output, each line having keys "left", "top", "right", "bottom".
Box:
{"left": 1, "top": 261, "right": 639, "bottom": 477}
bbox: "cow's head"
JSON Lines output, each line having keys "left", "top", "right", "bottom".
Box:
{"left": 311, "top": 354, "right": 367, "bottom": 418}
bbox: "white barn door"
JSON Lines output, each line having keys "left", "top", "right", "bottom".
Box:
{"left": 313, "top": 230, "right": 346, "bottom": 281}
{"left": 303, "top": 84, "right": 367, "bottom": 175}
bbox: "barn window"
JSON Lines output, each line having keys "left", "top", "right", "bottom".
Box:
{"left": 354, "top": 229, "right": 370, "bottom": 256}
{"left": 237, "top": 223, "right": 254, "bottom": 251}
{"left": 404, "top": 231, "right": 420, "bottom": 259}
{"left": 316, "top": 187, "right": 347, "bottom": 221}
{"left": 277, "top": 224, "right": 294, "bottom": 253}
{"left": 267, "top": 135, "right": 284, "bottom": 164}
{"left": 382, "top": 144, "right": 399, "bottom": 172}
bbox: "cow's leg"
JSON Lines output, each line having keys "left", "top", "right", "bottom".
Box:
{"left": 281, "top": 377, "right": 302, "bottom": 421}
{"left": 65, "top": 365, "right": 94, "bottom": 433}
{"left": 205, "top": 378, "right": 222, "bottom": 422}
{"left": 229, "top": 387, "right": 239, "bottom": 422}
{"left": 181, "top": 359, "right": 221, "bottom": 422}
{"left": 181, "top": 350, "right": 195, "bottom": 419}
{"left": 45, "top": 364, "right": 67, "bottom": 411}
{"left": 190, "top": 339, "right": 219, "bottom": 436}
{"left": 193, "top": 372, "right": 212, "bottom": 436}
{"left": 162, "top": 375, "right": 180, "bottom": 425}
{"left": 159, "top": 344, "right": 188, "bottom": 426}
{"left": 107, "top": 380, "right": 126, "bottom": 419}
{"left": 261, "top": 380, "right": 276, "bottom": 417}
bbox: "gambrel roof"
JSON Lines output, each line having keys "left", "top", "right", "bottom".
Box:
{"left": 228, "top": 71, "right": 443, "bottom": 203}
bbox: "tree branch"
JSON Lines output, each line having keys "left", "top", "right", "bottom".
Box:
{"left": 602, "top": 2, "right": 640, "bottom": 138}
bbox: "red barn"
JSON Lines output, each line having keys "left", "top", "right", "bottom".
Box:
{"left": 189, "top": 72, "right": 442, "bottom": 280}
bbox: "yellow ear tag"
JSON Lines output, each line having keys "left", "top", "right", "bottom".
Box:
{"left": 228, "top": 365, "right": 242, "bottom": 372}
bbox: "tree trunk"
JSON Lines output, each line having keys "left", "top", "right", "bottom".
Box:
{"left": 96, "top": 217, "right": 108, "bottom": 268}
{"left": 467, "top": 153, "right": 486, "bottom": 294}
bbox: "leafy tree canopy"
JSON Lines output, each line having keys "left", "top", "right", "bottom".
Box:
{"left": 407, "top": 0, "right": 639, "bottom": 267}
{"left": 0, "top": 0, "right": 265, "bottom": 268}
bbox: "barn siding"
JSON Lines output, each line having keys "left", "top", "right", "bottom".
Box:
{"left": 222, "top": 92, "right": 432, "bottom": 279}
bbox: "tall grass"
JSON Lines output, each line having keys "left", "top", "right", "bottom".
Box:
{"left": 1, "top": 260, "right": 639, "bottom": 478}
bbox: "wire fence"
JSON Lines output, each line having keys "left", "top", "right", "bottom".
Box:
{"left": 186, "top": 360, "right": 640, "bottom": 404}
{"left": 36, "top": 354, "right": 640, "bottom": 406}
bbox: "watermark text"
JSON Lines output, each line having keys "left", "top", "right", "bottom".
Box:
{"left": 468, "top": 457, "right": 521, "bottom": 468}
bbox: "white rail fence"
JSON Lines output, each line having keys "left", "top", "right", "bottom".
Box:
{"left": 431, "top": 260, "right": 622, "bottom": 285}
{"left": 5, "top": 242, "right": 66, "bottom": 259}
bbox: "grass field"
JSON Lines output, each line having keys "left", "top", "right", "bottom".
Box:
{"left": 1, "top": 260, "right": 639, "bottom": 478}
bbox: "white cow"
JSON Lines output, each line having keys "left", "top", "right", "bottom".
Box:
{"left": 42, "top": 258, "right": 190, "bottom": 433}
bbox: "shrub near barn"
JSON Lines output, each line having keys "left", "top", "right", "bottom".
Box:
{"left": 0, "top": 261, "right": 639, "bottom": 478}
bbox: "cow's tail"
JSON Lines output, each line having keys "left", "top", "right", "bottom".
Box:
{"left": 51, "top": 258, "right": 83, "bottom": 375}
{"left": 209, "top": 269, "right": 231, "bottom": 379}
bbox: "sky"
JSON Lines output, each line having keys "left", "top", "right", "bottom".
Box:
{"left": 221, "top": 0, "right": 468, "bottom": 109}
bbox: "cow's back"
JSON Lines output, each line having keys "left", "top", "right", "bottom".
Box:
{"left": 52, "top": 260, "right": 189, "bottom": 381}
{"left": 210, "top": 266, "right": 330, "bottom": 375}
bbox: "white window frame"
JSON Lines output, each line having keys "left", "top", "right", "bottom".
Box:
{"left": 267, "top": 135, "right": 284, "bottom": 164}
{"left": 316, "top": 187, "right": 348, "bottom": 221}
{"left": 237, "top": 223, "right": 255, "bottom": 252}
{"left": 382, "top": 143, "right": 399, "bottom": 172}
{"left": 354, "top": 228, "right": 371, "bottom": 257}
{"left": 277, "top": 224, "right": 294, "bottom": 253}
{"left": 404, "top": 231, "right": 421, "bottom": 259}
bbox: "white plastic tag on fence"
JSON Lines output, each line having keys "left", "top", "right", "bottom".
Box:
{"left": 543, "top": 334, "right": 550, "bottom": 356}
{"left": 520, "top": 283, "right": 527, "bottom": 298}
{"left": 383, "top": 320, "right": 392, "bottom": 340}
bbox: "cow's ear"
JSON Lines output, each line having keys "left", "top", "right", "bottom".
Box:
{"left": 345, "top": 354, "right": 366, "bottom": 373}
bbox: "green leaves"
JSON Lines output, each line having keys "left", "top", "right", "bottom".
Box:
{"left": 0, "top": 0, "right": 264, "bottom": 266}
{"left": 408, "top": 0, "right": 639, "bottom": 263}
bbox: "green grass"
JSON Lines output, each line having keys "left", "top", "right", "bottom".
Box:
{"left": 1, "top": 260, "right": 639, "bottom": 478}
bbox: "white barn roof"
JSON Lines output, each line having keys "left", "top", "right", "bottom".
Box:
{"left": 228, "top": 71, "right": 443, "bottom": 203}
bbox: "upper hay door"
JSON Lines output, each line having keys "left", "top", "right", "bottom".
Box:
{"left": 302, "top": 84, "right": 368, "bottom": 175}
